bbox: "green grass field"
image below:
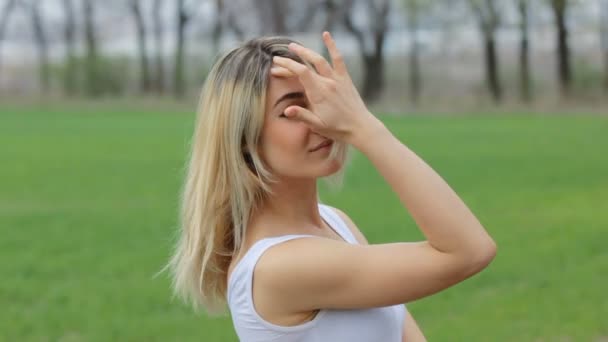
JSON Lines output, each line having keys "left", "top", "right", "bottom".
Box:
{"left": 1, "top": 104, "right": 607, "bottom": 341}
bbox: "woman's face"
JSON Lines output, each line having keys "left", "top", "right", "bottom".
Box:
{"left": 258, "top": 73, "right": 341, "bottom": 180}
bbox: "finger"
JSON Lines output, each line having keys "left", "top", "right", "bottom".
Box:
{"left": 322, "top": 31, "right": 348, "bottom": 76}
{"left": 270, "top": 66, "right": 296, "bottom": 78}
{"left": 284, "top": 105, "right": 323, "bottom": 129}
{"left": 287, "top": 43, "right": 333, "bottom": 77}
{"left": 273, "top": 56, "right": 319, "bottom": 94}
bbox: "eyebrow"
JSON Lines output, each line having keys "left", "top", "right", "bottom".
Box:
{"left": 273, "top": 91, "right": 305, "bottom": 109}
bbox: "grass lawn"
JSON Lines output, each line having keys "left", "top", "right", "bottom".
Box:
{"left": 1, "top": 103, "right": 606, "bottom": 341}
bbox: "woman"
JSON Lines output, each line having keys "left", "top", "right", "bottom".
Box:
{"left": 166, "top": 32, "right": 497, "bottom": 341}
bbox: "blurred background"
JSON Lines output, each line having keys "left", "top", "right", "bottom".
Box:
{"left": 0, "top": 0, "right": 607, "bottom": 110}
{"left": 0, "top": 0, "right": 607, "bottom": 341}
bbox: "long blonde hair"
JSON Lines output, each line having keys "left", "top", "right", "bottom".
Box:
{"left": 164, "top": 36, "right": 351, "bottom": 314}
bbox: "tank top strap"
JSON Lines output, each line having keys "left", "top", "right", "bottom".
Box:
{"left": 318, "top": 203, "right": 358, "bottom": 245}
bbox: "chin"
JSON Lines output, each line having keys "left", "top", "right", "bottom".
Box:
{"left": 321, "top": 158, "right": 343, "bottom": 176}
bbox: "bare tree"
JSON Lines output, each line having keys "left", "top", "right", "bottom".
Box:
{"left": 174, "top": 0, "right": 199, "bottom": 98}
{"left": 257, "top": 0, "right": 288, "bottom": 35}
{"left": 0, "top": 0, "right": 17, "bottom": 78}
{"left": 518, "top": 0, "right": 532, "bottom": 102}
{"left": 404, "top": 0, "right": 424, "bottom": 105}
{"left": 601, "top": 0, "right": 608, "bottom": 91}
{"left": 27, "top": 0, "right": 50, "bottom": 93}
{"left": 83, "top": 0, "right": 100, "bottom": 96}
{"left": 151, "top": 0, "right": 164, "bottom": 94}
{"left": 343, "top": 0, "right": 390, "bottom": 103}
{"left": 321, "top": 0, "right": 339, "bottom": 35}
{"left": 62, "top": 0, "right": 77, "bottom": 95}
{"left": 469, "top": 0, "right": 502, "bottom": 103}
{"left": 129, "top": 0, "right": 151, "bottom": 93}
{"left": 318, "top": 0, "right": 348, "bottom": 60}
{"left": 211, "top": 0, "right": 224, "bottom": 56}
{"left": 224, "top": 2, "right": 245, "bottom": 41}
{"left": 290, "top": 1, "right": 323, "bottom": 34}
{"left": 548, "top": 0, "right": 572, "bottom": 96}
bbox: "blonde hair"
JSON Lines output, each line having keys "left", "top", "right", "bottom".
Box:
{"left": 163, "top": 36, "right": 351, "bottom": 314}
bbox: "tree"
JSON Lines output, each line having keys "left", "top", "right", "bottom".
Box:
{"left": 83, "top": 0, "right": 101, "bottom": 97}
{"left": 518, "top": 0, "right": 532, "bottom": 102}
{"left": 224, "top": 1, "right": 244, "bottom": 41}
{"left": 256, "top": 0, "right": 287, "bottom": 35}
{"left": 27, "top": 0, "right": 50, "bottom": 93}
{"left": 0, "top": 0, "right": 17, "bottom": 78}
{"left": 211, "top": 0, "right": 224, "bottom": 57}
{"left": 404, "top": 0, "right": 425, "bottom": 105}
{"left": 548, "top": 0, "right": 572, "bottom": 96}
{"left": 174, "top": 0, "right": 198, "bottom": 98}
{"left": 469, "top": 0, "right": 502, "bottom": 103}
{"left": 151, "top": 0, "right": 164, "bottom": 94}
{"left": 62, "top": 0, "right": 77, "bottom": 95}
{"left": 343, "top": 0, "right": 391, "bottom": 103}
{"left": 600, "top": 0, "right": 608, "bottom": 91}
{"left": 319, "top": 0, "right": 340, "bottom": 60}
{"left": 129, "top": 0, "right": 152, "bottom": 93}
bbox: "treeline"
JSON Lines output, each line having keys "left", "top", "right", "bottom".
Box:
{"left": 0, "top": 0, "right": 607, "bottom": 104}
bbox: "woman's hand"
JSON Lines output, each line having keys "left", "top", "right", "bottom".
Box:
{"left": 271, "top": 32, "right": 380, "bottom": 147}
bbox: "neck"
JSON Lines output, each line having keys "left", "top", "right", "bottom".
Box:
{"left": 250, "top": 177, "right": 323, "bottom": 235}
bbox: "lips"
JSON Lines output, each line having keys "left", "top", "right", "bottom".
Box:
{"left": 310, "top": 139, "right": 333, "bottom": 152}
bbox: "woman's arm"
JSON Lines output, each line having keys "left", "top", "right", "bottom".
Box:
{"left": 351, "top": 121, "right": 496, "bottom": 260}
{"left": 332, "top": 208, "right": 427, "bottom": 342}
{"left": 403, "top": 311, "right": 426, "bottom": 342}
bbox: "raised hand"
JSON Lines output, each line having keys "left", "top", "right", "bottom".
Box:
{"left": 271, "top": 32, "right": 378, "bottom": 147}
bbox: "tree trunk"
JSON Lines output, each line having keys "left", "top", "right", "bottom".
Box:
{"left": 174, "top": 0, "right": 189, "bottom": 98}
{"left": 321, "top": 0, "right": 338, "bottom": 60}
{"left": 600, "top": 0, "right": 608, "bottom": 91}
{"left": 211, "top": 0, "right": 223, "bottom": 57}
{"left": 226, "top": 12, "right": 244, "bottom": 41}
{"left": 83, "top": 0, "right": 100, "bottom": 97}
{"left": 257, "top": 0, "right": 287, "bottom": 35}
{"left": 292, "top": 1, "right": 321, "bottom": 34}
{"left": 470, "top": 0, "right": 502, "bottom": 103}
{"left": 362, "top": 54, "right": 385, "bottom": 103}
{"left": 0, "top": 0, "right": 17, "bottom": 78}
{"left": 269, "top": 0, "right": 287, "bottom": 34}
{"left": 62, "top": 0, "right": 77, "bottom": 95}
{"left": 407, "top": 0, "right": 421, "bottom": 105}
{"left": 484, "top": 33, "right": 502, "bottom": 102}
{"left": 551, "top": 0, "right": 571, "bottom": 96}
{"left": 30, "top": 0, "right": 50, "bottom": 94}
{"left": 343, "top": 0, "right": 389, "bottom": 103}
{"left": 152, "top": 0, "right": 164, "bottom": 94}
{"left": 518, "top": 0, "right": 532, "bottom": 102}
{"left": 129, "top": 0, "right": 151, "bottom": 93}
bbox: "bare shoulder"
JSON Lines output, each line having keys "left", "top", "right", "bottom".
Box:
{"left": 324, "top": 205, "right": 369, "bottom": 245}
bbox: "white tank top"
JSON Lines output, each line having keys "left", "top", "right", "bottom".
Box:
{"left": 227, "top": 203, "right": 407, "bottom": 341}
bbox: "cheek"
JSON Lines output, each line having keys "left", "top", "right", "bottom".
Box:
{"left": 261, "top": 122, "right": 308, "bottom": 161}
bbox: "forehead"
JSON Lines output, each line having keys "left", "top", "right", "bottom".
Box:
{"left": 265, "top": 75, "right": 304, "bottom": 112}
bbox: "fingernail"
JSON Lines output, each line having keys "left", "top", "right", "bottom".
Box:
{"left": 288, "top": 43, "right": 298, "bottom": 49}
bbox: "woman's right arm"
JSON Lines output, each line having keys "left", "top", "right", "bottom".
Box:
{"left": 256, "top": 121, "right": 496, "bottom": 311}
{"left": 352, "top": 118, "right": 496, "bottom": 264}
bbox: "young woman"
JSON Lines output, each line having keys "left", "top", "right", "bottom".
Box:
{"left": 166, "top": 32, "right": 497, "bottom": 341}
